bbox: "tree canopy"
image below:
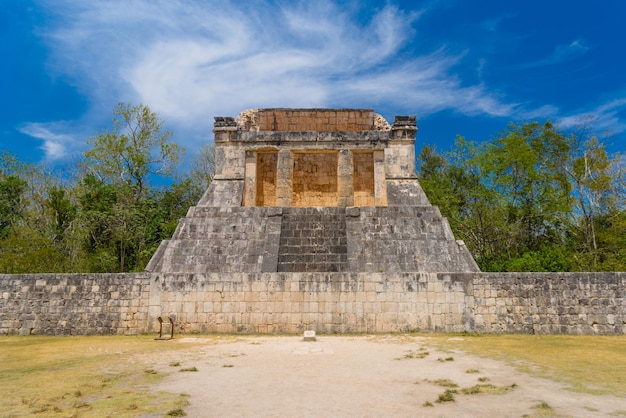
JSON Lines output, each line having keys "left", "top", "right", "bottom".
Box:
{"left": 418, "top": 121, "right": 626, "bottom": 271}
{"left": 0, "top": 103, "right": 212, "bottom": 273}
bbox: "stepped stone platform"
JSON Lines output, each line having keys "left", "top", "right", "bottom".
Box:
{"left": 146, "top": 108, "right": 479, "bottom": 274}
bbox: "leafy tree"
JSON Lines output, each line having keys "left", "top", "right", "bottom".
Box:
{"left": 479, "top": 122, "right": 572, "bottom": 254}
{"left": 76, "top": 103, "right": 186, "bottom": 272}
{"left": 420, "top": 122, "right": 578, "bottom": 271}
{"left": 46, "top": 185, "right": 77, "bottom": 243}
{"left": 0, "top": 175, "right": 27, "bottom": 236}
{"left": 85, "top": 102, "right": 182, "bottom": 198}
{"left": 189, "top": 143, "right": 216, "bottom": 192}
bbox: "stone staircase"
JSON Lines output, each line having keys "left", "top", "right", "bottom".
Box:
{"left": 277, "top": 207, "right": 348, "bottom": 272}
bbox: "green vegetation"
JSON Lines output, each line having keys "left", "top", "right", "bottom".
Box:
{"left": 459, "top": 383, "right": 516, "bottom": 395}
{"left": 530, "top": 400, "right": 556, "bottom": 417}
{"left": 395, "top": 348, "right": 429, "bottom": 360}
{"left": 429, "top": 379, "right": 458, "bottom": 388}
{"left": 435, "top": 389, "right": 456, "bottom": 403}
{"left": 418, "top": 120, "right": 626, "bottom": 271}
{"left": 0, "top": 102, "right": 214, "bottom": 273}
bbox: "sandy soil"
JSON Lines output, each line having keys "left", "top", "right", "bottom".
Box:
{"left": 152, "top": 335, "right": 625, "bottom": 417}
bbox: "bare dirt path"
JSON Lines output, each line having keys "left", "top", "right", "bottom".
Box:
{"left": 153, "top": 335, "right": 625, "bottom": 417}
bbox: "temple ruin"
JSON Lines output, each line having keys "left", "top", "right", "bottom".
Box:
{"left": 146, "top": 108, "right": 479, "bottom": 274}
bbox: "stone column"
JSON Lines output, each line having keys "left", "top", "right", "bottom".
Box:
{"left": 276, "top": 149, "right": 293, "bottom": 206}
{"left": 242, "top": 151, "right": 257, "bottom": 206}
{"left": 337, "top": 149, "right": 354, "bottom": 207}
{"left": 373, "top": 150, "right": 387, "bottom": 206}
{"left": 385, "top": 116, "right": 418, "bottom": 179}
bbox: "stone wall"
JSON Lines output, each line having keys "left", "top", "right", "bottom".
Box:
{"left": 0, "top": 273, "right": 150, "bottom": 335}
{"left": 467, "top": 272, "right": 626, "bottom": 334}
{"left": 2, "top": 272, "right": 624, "bottom": 335}
{"left": 252, "top": 109, "right": 375, "bottom": 132}
{"left": 353, "top": 152, "right": 375, "bottom": 206}
{"left": 292, "top": 152, "right": 339, "bottom": 206}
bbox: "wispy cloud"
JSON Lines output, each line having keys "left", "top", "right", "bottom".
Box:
{"left": 18, "top": 122, "right": 77, "bottom": 161}
{"left": 557, "top": 98, "right": 626, "bottom": 135}
{"left": 25, "top": 0, "right": 517, "bottom": 158}
{"left": 516, "top": 38, "right": 590, "bottom": 70}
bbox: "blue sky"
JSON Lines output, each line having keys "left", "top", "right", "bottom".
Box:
{"left": 2, "top": 0, "right": 626, "bottom": 170}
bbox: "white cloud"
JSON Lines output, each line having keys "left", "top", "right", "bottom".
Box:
{"left": 30, "top": 0, "right": 519, "bottom": 155}
{"left": 516, "top": 38, "right": 591, "bottom": 70}
{"left": 18, "top": 122, "right": 76, "bottom": 161}
{"left": 556, "top": 98, "right": 626, "bottom": 135}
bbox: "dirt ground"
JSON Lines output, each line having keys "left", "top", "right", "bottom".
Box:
{"left": 152, "top": 335, "right": 625, "bottom": 417}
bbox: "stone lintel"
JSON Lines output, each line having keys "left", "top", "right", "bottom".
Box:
{"left": 236, "top": 131, "right": 390, "bottom": 146}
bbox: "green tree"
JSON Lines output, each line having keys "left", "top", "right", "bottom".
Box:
{"left": 479, "top": 121, "right": 572, "bottom": 254}
{"left": 189, "top": 143, "right": 216, "bottom": 192}
{"left": 419, "top": 122, "right": 579, "bottom": 271}
{"left": 0, "top": 175, "right": 27, "bottom": 236}
{"left": 85, "top": 102, "right": 182, "bottom": 198}
{"left": 78, "top": 103, "right": 186, "bottom": 272}
{"left": 46, "top": 185, "right": 77, "bottom": 243}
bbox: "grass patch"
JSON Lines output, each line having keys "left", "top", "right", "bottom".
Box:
{"left": 0, "top": 335, "right": 206, "bottom": 417}
{"left": 395, "top": 349, "right": 429, "bottom": 360}
{"left": 435, "top": 389, "right": 456, "bottom": 403}
{"left": 169, "top": 361, "right": 181, "bottom": 367}
{"left": 428, "top": 379, "right": 458, "bottom": 388}
{"left": 167, "top": 407, "right": 187, "bottom": 416}
{"left": 459, "top": 383, "right": 517, "bottom": 395}
{"left": 437, "top": 356, "right": 454, "bottom": 362}
{"left": 222, "top": 364, "right": 235, "bottom": 368}
{"left": 179, "top": 367, "right": 198, "bottom": 372}
{"left": 530, "top": 400, "right": 557, "bottom": 417}
{"left": 465, "top": 368, "right": 480, "bottom": 374}
{"left": 426, "top": 334, "right": 626, "bottom": 396}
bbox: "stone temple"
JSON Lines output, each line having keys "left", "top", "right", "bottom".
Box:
{"left": 146, "top": 108, "right": 479, "bottom": 274}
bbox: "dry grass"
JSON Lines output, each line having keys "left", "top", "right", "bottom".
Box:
{"left": 0, "top": 335, "right": 209, "bottom": 417}
{"left": 427, "top": 333, "right": 626, "bottom": 396}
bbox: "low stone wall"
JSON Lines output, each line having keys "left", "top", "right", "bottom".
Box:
{"left": 1, "top": 272, "right": 624, "bottom": 335}
{"left": 0, "top": 274, "right": 150, "bottom": 335}
{"left": 466, "top": 272, "right": 626, "bottom": 335}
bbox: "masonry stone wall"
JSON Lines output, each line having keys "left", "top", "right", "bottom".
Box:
{"left": 467, "top": 272, "right": 626, "bottom": 334}
{"left": 251, "top": 109, "right": 376, "bottom": 132}
{"left": 2, "top": 272, "right": 624, "bottom": 335}
{"left": 292, "top": 152, "right": 339, "bottom": 206}
{"left": 353, "top": 152, "right": 376, "bottom": 206}
{"left": 0, "top": 274, "right": 150, "bottom": 335}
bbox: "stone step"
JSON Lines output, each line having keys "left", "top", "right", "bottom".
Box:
{"left": 277, "top": 207, "right": 348, "bottom": 272}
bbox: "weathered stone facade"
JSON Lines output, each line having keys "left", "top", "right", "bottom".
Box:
{"left": 146, "top": 109, "right": 478, "bottom": 274}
